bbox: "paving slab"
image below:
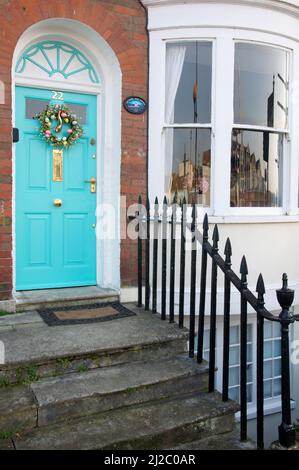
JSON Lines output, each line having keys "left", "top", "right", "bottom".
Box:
{"left": 0, "top": 311, "right": 42, "bottom": 327}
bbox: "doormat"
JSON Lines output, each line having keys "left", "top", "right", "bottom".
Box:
{"left": 37, "top": 302, "right": 136, "bottom": 326}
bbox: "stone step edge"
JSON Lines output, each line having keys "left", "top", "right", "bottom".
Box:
{"left": 0, "top": 336, "right": 188, "bottom": 385}
{"left": 0, "top": 358, "right": 209, "bottom": 431}
{"left": 15, "top": 294, "right": 119, "bottom": 312}
{"left": 13, "top": 392, "right": 239, "bottom": 450}
{"left": 32, "top": 358, "right": 209, "bottom": 427}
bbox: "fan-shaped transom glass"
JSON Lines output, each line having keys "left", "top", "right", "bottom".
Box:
{"left": 15, "top": 41, "right": 100, "bottom": 84}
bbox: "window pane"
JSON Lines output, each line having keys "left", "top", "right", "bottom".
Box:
{"left": 274, "top": 358, "right": 281, "bottom": 377}
{"left": 229, "top": 366, "right": 240, "bottom": 386}
{"left": 229, "top": 387, "right": 240, "bottom": 402}
{"left": 231, "top": 130, "right": 283, "bottom": 207}
{"left": 247, "top": 384, "right": 253, "bottom": 403}
{"left": 264, "top": 341, "right": 273, "bottom": 359}
{"left": 247, "top": 344, "right": 253, "bottom": 363}
{"left": 264, "top": 322, "right": 273, "bottom": 339}
{"left": 264, "top": 360, "right": 273, "bottom": 379}
{"left": 234, "top": 43, "right": 289, "bottom": 129}
{"left": 273, "top": 378, "right": 281, "bottom": 396}
{"left": 247, "top": 324, "right": 253, "bottom": 342}
{"left": 229, "top": 346, "right": 240, "bottom": 366}
{"left": 247, "top": 365, "right": 253, "bottom": 382}
{"left": 273, "top": 322, "right": 281, "bottom": 338}
{"left": 274, "top": 339, "right": 281, "bottom": 357}
{"left": 166, "top": 128, "right": 211, "bottom": 205}
{"left": 166, "top": 42, "right": 212, "bottom": 124}
{"left": 65, "top": 103, "right": 87, "bottom": 124}
{"left": 26, "top": 98, "right": 49, "bottom": 119}
{"left": 230, "top": 326, "right": 239, "bottom": 345}
{"left": 264, "top": 380, "right": 273, "bottom": 398}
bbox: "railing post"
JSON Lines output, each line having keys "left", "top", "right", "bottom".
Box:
{"left": 256, "top": 274, "right": 265, "bottom": 450}
{"left": 197, "top": 214, "right": 209, "bottom": 363}
{"left": 240, "top": 255, "right": 248, "bottom": 441}
{"left": 137, "top": 195, "right": 143, "bottom": 307}
{"left": 222, "top": 238, "right": 232, "bottom": 402}
{"left": 152, "top": 197, "right": 159, "bottom": 314}
{"left": 145, "top": 197, "right": 150, "bottom": 311}
{"left": 208, "top": 224, "right": 219, "bottom": 392}
{"left": 276, "top": 273, "right": 296, "bottom": 449}
{"left": 161, "top": 196, "right": 168, "bottom": 321}
{"left": 178, "top": 197, "right": 186, "bottom": 328}
{"left": 189, "top": 204, "right": 197, "bottom": 358}
{"left": 169, "top": 196, "right": 177, "bottom": 323}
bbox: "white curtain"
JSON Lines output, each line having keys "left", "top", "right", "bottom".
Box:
{"left": 165, "top": 45, "right": 186, "bottom": 195}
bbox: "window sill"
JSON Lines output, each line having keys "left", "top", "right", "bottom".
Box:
{"left": 235, "top": 398, "right": 296, "bottom": 421}
{"left": 204, "top": 215, "right": 299, "bottom": 224}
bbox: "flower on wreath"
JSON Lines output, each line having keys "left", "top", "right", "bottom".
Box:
{"left": 35, "top": 103, "right": 83, "bottom": 148}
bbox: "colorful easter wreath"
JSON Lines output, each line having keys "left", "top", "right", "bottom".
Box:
{"left": 35, "top": 104, "right": 83, "bottom": 148}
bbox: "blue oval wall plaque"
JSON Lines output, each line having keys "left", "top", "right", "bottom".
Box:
{"left": 123, "top": 96, "right": 147, "bottom": 115}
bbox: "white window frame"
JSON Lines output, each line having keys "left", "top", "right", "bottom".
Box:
{"left": 148, "top": 27, "right": 299, "bottom": 221}
{"left": 203, "top": 314, "right": 296, "bottom": 418}
{"left": 163, "top": 39, "right": 215, "bottom": 211}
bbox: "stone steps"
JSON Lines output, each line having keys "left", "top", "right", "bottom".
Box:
{"left": 0, "top": 306, "right": 242, "bottom": 450}
{"left": 12, "top": 392, "right": 239, "bottom": 450}
{"left": 0, "top": 355, "right": 209, "bottom": 433}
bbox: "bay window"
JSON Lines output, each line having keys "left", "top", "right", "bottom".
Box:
{"left": 160, "top": 33, "right": 295, "bottom": 217}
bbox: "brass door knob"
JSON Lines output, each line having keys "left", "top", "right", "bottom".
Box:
{"left": 53, "top": 199, "right": 62, "bottom": 207}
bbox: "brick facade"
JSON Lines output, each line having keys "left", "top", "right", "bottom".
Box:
{"left": 0, "top": 0, "right": 148, "bottom": 299}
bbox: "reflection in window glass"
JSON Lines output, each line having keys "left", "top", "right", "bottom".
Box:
{"left": 65, "top": 103, "right": 87, "bottom": 125}
{"left": 231, "top": 130, "right": 283, "bottom": 207}
{"left": 228, "top": 325, "right": 253, "bottom": 404}
{"left": 165, "top": 128, "right": 211, "bottom": 205}
{"left": 26, "top": 99, "right": 49, "bottom": 119}
{"left": 165, "top": 42, "right": 212, "bottom": 124}
{"left": 234, "top": 43, "right": 289, "bottom": 129}
{"left": 263, "top": 321, "right": 281, "bottom": 400}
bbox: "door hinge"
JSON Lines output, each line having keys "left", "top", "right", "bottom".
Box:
{"left": 13, "top": 128, "right": 19, "bottom": 143}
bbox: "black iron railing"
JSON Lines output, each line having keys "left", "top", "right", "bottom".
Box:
{"left": 135, "top": 196, "right": 299, "bottom": 450}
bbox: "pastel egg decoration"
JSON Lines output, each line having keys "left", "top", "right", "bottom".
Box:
{"left": 35, "top": 104, "right": 83, "bottom": 148}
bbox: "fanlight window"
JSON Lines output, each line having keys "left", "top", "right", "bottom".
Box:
{"left": 15, "top": 41, "right": 99, "bottom": 84}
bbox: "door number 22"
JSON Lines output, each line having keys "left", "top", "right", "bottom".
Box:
{"left": 52, "top": 91, "right": 64, "bottom": 100}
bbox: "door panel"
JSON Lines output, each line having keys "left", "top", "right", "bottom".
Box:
{"left": 16, "top": 86, "right": 97, "bottom": 290}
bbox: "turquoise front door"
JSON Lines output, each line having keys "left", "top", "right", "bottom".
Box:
{"left": 15, "top": 86, "right": 97, "bottom": 290}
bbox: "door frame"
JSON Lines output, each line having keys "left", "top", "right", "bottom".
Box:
{"left": 12, "top": 21, "right": 122, "bottom": 294}
{"left": 13, "top": 80, "right": 102, "bottom": 292}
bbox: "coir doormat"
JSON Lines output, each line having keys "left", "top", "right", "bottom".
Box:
{"left": 38, "top": 301, "right": 136, "bottom": 326}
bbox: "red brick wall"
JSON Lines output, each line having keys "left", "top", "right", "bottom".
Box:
{"left": 0, "top": 0, "right": 148, "bottom": 298}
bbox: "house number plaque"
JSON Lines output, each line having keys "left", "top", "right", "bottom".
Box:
{"left": 53, "top": 150, "right": 63, "bottom": 182}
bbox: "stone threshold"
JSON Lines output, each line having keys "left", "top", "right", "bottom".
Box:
{"left": 13, "top": 286, "right": 119, "bottom": 312}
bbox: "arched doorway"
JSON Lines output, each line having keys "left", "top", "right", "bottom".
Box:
{"left": 13, "top": 19, "right": 121, "bottom": 291}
